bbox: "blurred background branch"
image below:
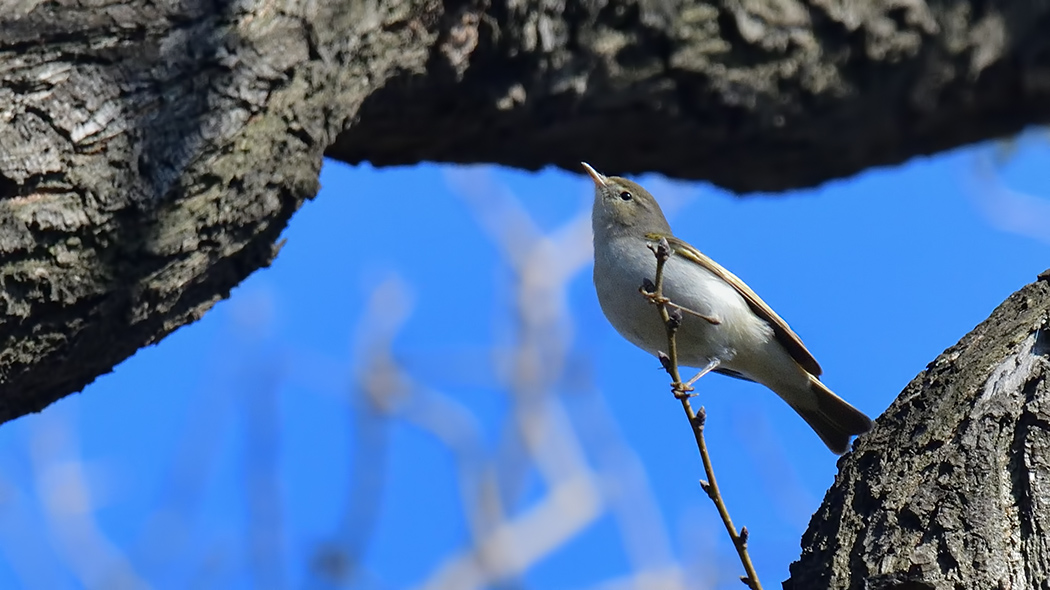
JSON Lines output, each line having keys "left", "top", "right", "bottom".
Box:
{"left": 0, "top": 167, "right": 711, "bottom": 589}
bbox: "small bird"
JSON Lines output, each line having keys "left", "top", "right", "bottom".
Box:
{"left": 583, "top": 162, "right": 872, "bottom": 454}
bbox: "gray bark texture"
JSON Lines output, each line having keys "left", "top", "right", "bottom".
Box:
{"left": 1, "top": 0, "right": 1050, "bottom": 583}
{"left": 786, "top": 271, "right": 1050, "bottom": 590}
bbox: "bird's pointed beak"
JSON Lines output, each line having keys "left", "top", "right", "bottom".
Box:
{"left": 581, "top": 162, "right": 607, "bottom": 187}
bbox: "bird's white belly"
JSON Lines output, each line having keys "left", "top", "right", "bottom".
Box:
{"left": 593, "top": 237, "right": 773, "bottom": 370}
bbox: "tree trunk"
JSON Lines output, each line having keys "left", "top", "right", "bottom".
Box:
{"left": 786, "top": 270, "right": 1050, "bottom": 590}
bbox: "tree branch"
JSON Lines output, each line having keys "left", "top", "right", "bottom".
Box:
{"left": 786, "top": 270, "right": 1050, "bottom": 589}
{"left": 330, "top": 0, "right": 1050, "bottom": 191}
{"left": 644, "top": 237, "right": 762, "bottom": 590}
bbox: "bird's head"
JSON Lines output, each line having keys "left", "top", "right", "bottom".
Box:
{"left": 582, "top": 162, "right": 672, "bottom": 237}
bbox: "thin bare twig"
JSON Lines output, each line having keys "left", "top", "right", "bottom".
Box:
{"left": 644, "top": 238, "right": 763, "bottom": 590}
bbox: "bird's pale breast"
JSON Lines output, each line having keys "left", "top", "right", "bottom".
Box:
{"left": 593, "top": 235, "right": 774, "bottom": 370}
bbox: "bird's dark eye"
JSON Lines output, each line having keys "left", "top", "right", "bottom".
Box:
{"left": 619, "top": 191, "right": 633, "bottom": 201}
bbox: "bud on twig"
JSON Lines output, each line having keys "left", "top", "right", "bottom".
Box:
{"left": 658, "top": 351, "right": 672, "bottom": 373}
{"left": 656, "top": 237, "right": 671, "bottom": 261}
{"left": 668, "top": 307, "right": 682, "bottom": 332}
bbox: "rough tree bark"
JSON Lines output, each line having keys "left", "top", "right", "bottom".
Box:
{"left": 1, "top": 0, "right": 1049, "bottom": 584}
{"left": 787, "top": 271, "right": 1050, "bottom": 590}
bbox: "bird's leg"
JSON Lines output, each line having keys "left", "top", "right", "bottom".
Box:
{"left": 672, "top": 359, "right": 721, "bottom": 399}
{"left": 675, "top": 358, "right": 722, "bottom": 397}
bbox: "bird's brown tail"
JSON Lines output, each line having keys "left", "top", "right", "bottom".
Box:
{"left": 791, "top": 376, "right": 873, "bottom": 454}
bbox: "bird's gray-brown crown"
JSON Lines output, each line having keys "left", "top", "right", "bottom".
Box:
{"left": 581, "top": 162, "right": 672, "bottom": 236}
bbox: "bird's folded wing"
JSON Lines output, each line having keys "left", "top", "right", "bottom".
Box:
{"left": 650, "top": 234, "right": 823, "bottom": 377}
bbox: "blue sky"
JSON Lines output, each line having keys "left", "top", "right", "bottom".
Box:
{"left": 0, "top": 132, "right": 1048, "bottom": 589}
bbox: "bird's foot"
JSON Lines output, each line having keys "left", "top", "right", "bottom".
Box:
{"left": 673, "top": 384, "right": 696, "bottom": 399}
{"left": 640, "top": 286, "right": 668, "bottom": 306}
